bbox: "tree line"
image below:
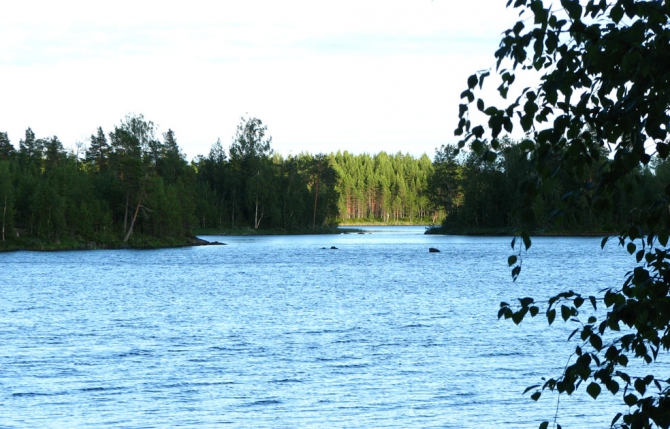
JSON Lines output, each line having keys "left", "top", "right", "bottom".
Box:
{"left": 0, "top": 114, "right": 444, "bottom": 249}
{"left": 428, "top": 137, "right": 670, "bottom": 234}
{"left": 330, "top": 151, "right": 435, "bottom": 224}
{"left": 3, "top": 113, "right": 668, "bottom": 249}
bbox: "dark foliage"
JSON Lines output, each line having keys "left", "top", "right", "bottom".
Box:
{"left": 455, "top": 0, "right": 670, "bottom": 427}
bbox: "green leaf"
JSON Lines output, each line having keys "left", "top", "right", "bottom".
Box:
{"left": 471, "top": 139, "right": 484, "bottom": 153}
{"left": 523, "top": 384, "right": 541, "bottom": 394}
{"left": 521, "top": 231, "right": 532, "bottom": 250}
{"left": 472, "top": 126, "right": 485, "bottom": 138}
{"left": 467, "top": 74, "right": 478, "bottom": 89}
{"left": 503, "top": 117, "right": 513, "bottom": 132}
{"left": 562, "top": 0, "right": 582, "bottom": 20}
{"left": 590, "top": 334, "right": 603, "bottom": 351}
{"left": 530, "top": 391, "right": 541, "bottom": 401}
{"left": 568, "top": 327, "right": 580, "bottom": 341}
{"left": 529, "top": 306, "right": 539, "bottom": 317}
{"left": 610, "top": 4, "right": 624, "bottom": 23}
{"left": 600, "top": 236, "right": 609, "bottom": 249}
{"left": 626, "top": 242, "right": 636, "bottom": 254}
{"left": 634, "top": 267, "right": 650, "bottom": 282}
{"left": 484, "top": 106, "right": 499, "bottom": 116}
{"left": 519, "top": 297, "right": 534, "bottom": 307}
{"left": 589, "top": 296, "right": 597, "bottom": 310}
{"left": 497, "top": 307, "right": 508, "bottom": 319}
{"left": 624, "top": 393, "right": 638, "bottom": 406}
{"left": 539, "top": 422, "right": 549, "bottom": 429}
{"left": 512, "top": 309, "right": 526, "bottom": 325}
{"left": 607, "top": 380, "right": 620, "bottom": 395}
{"left": 518, "top": 139, "right": 535, "bottom": 152}
{"left": 460, "top": 90, "right": 474, "bottom": 102}
{"left": 586, "top": 382, "right": 601, "bottom": 399}
{"left": 636, "top": 249, "right": 644, "bottom": 263}
{"left": 547, "top": 308, "right": 556, "bottom": 325}
{"left": 634, "top": 378, "right": 647, "bottom": 395}
{"left": 561, "top": 305, "right": 571, "bottom": 321}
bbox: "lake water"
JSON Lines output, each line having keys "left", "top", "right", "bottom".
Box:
{"left": 0, "top": 226, "right": 654, "bottom": 427}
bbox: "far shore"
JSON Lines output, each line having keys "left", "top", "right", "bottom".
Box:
{"left": 424, "top": 225, "right": 616, "bottom": 237}
{"left": 193, "top": 226, "right": 366, "bottom": 236}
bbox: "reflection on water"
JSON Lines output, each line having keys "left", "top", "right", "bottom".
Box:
{"left": 0, "top": 227, "right": 645, "bottom": 427}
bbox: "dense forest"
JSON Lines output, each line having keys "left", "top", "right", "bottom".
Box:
{"left": 2, "top": 114, "right": 669, "bottom": 249}
{"left": 428, "top": 137, "right": 670, "bottom": 234}
{"left": 331, "top": 151, "right": 434, "bottom": 224}
{"left": 0, "top": 114, "right": 439, "bottom": 250}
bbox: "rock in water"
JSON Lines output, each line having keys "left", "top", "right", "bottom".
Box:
{"left": 429, "top": 247, "right": 440, "bottom": 253}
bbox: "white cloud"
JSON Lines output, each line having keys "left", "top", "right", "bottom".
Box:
{"left": 0, "top": 0, "right": 522, "bottom": 159}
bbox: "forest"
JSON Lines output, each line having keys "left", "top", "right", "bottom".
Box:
{"left": 0, "top": 114, "right": 437, "bottom": 250}
{"left": 428, "top": 138, "right": 670, "bottom": 235}
{"left": 1, "top": 114, "right": 669, "bottom": 250}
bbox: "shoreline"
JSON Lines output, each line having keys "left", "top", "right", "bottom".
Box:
{"left": 192, "top": 226, "right": 366, "bottom": 236}
{"left": 2, "top": 226, "right": 618, "bottom": 252}
{"left": 0, "top": 227, "right": 367, "bottom": 252}
{"left": 424, "top": 226, "right": 616, "bottom": 237}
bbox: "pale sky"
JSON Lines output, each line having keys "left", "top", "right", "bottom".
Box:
{"left": 0, "top": 0, "right": 521, "bottom": 160}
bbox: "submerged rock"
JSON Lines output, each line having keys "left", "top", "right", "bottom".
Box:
{"left": 190, "top": 237, "right": 226, "bottom": 246}
{"left": 331, "top": 246, "right": 338, "bottom": 250}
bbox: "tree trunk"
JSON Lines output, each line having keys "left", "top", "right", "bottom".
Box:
{"left": 123, "top": 194, "right": 143, "bottom": 242}
{"left": 254, "top": 194, "right": 264, "bottom": 229}
{"left": 124, "top": 191, "right": 130, "bottom": 235}
{"left": 1, "top": 194, "right": 6, "bottom": 242}
{"left": 254, "top": 195, "right": 259, "bottom": 229}
{"left": 231, "top": 190, "right": 235, "bottom": 228}
{"left": 312, "top": 171, "right": 320, "bottom": 228}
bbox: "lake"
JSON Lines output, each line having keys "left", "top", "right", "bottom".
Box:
{"left": 0, "top": 226, "right": 649, "bottom": 427}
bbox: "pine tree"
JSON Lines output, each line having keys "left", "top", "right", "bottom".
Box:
{"left": 19, "top": 128, "right": 43, "bottom": 163}
{"left": 0, "top": 132, "right": 16, "bottom": 160}
{"left": 85, "top": 127, "right": 110, "bottom": 170}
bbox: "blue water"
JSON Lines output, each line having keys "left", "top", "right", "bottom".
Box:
{"left": 0, "top": 227, "right": 653, "bottom": 427}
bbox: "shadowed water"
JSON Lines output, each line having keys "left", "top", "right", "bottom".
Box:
{"left": 0, "top": 227, "right": 657, "bottom": 427}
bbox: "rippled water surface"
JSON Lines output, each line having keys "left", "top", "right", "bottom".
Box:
{"left": 0, "top": 227, "right": 649, "bottom": 427}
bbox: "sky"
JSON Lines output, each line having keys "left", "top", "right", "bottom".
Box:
{"left": 0, "top": 0, "right": 522, "bottom": 160}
